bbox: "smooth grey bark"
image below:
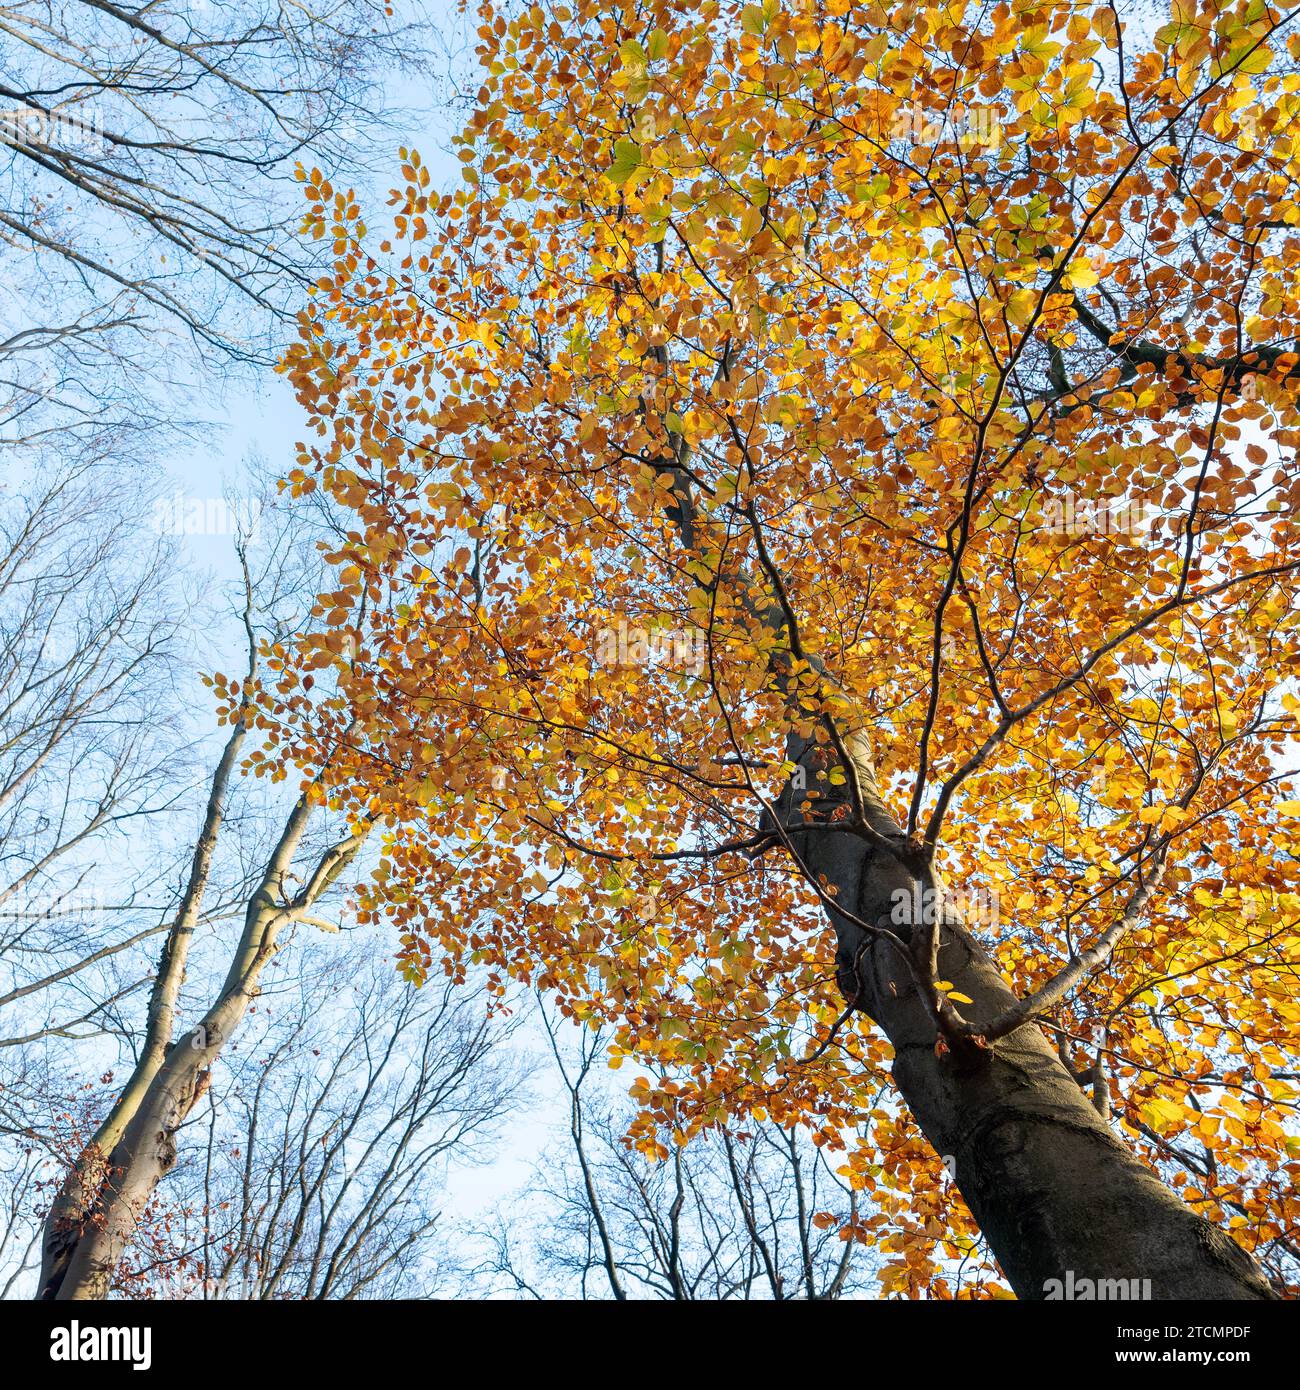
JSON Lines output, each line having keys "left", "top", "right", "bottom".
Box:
{"left": 35, "top": 715, "right": 248, "bottom": 1299}
{"left": 787, "top": 767, "right": 1275, "bottom": 1300}
{"left": 40, "top": 791, "right": 366, "bottom": 1300}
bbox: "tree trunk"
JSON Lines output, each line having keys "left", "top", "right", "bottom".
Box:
{"left": 40, "top": 793, "right": 366, "bottom": 1300}
{"left": 36, "top": 715, "right": 247, "bottom": 1299}
{"left": 654, "top": 437, "right": 1276, "bottom": 1299}
{"left": 795, "top": 804, "right": 1276, "bottom": 1300}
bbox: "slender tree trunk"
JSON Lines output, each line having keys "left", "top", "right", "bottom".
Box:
{"left": 790, "top": 752, "right": 1275, "bottom": 1300}
{"left": 36, "top": 716, "right": 247, "bottom": 1298}
{"left": 40, "top": 791, "right": 366, "bottom": 1300}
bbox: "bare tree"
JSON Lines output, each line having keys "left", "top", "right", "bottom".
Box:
{"left": 0, "top": 0, "right": 505, "bottom": 1307}
{"left": 113, "top": 938, "right": 528, "bottom": 1300}
{"left": 0, "top": 460, "right": 189, "bottom": 1051}
{"left": 0, "top": 1130, "right": 42, "bottom": 1296}
{"left": 477, "top": 1001, "right": 884, "bottom": 1301}
{"left": 22, "top": 479, "right": 379, "bottom": 1299}
{"left": 0, "top": 0, "right": 447, "bottom": 478}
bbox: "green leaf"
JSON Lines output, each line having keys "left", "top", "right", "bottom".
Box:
{"left": 606, "top": 138, "right": 642, "bottom": 185}
{"left": 1221, "top": 41, "right": 1273, "bottom": 75}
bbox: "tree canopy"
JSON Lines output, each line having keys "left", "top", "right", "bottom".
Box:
{"left": 246, "top": 0, "right": 1300, "bottom": 1295}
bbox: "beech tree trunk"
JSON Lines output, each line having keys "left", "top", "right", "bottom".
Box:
{"left": 37, "top": 717, "right": 249, "bottom": 1299}
{"left": 655, "top": 428, "right": 1277, "bottom": 1299}
{"left": 39, "top": 791, "right": 365, "bottom": 1300}
{"left": 793, "top": 790, "right": 1275, "bottom": 1300}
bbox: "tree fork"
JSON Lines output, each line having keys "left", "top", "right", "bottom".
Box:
{"left": 799, "top": 810, "right": 1277, "bottom": 1300}
{"left": 670, "top": 410, "right": 1275, "bottom": 1299}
